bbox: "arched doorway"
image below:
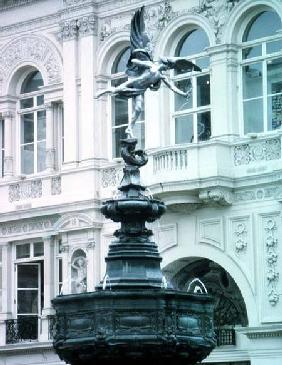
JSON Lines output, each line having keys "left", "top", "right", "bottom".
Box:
{"left": 163, "top": 258, "right": 248, "bottom": 348}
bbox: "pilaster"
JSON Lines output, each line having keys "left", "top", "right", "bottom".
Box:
{"left": 45, "top": 102, "right": 55, "bottom": 172}
{"left": 2, "top": 111, "right": 15, "bottom": 178}
{"left": 208, "top": 44, "right": 239, "bottom": 140}
{"left": 60, "top": 19, "right": 79, "bottom": 167}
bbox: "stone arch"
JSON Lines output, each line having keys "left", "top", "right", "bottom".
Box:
{"left": 154, "top": 13, "right": 216, "bottom": 58}
{"left": 161, "top": 247, "right": 257, "bottom": 326}
{"left": 0, "top": 35, "right": 62, "bottom": 95}
{"left": 224, "top": 0, "right": 282, "bottom": 44}
{"left": 96, "top": 31, "right": 130, "bottom": 75}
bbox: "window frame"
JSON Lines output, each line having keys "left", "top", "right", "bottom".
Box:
{"left": 239, "top": 12, "right": 282, "bottom": 136}
{"left": 171, "top": 32, "right": 211, "bottom": 145}
{"left": 0, "top": 119, "right": 4, "bottom": 177}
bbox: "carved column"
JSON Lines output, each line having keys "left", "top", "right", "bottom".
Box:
{"left": 45, "top": 102, "right": 55, "bottom": 172}
{"left": 2, "top": 111, "right": 14, "bottom": 178}
{"left": 60, "top": 19, "right": 79, "bottom": 167}
{"left": 78, "top": 15, "right": 97, "bottom": 163}
{"left": 40, "top": 236, "right": 55, "bottom": 341}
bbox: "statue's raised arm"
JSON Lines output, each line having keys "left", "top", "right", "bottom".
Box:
{"left": 96, "top": 6, "right": 201, "bottom": 139}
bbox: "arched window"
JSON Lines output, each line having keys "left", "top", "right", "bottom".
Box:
{"left": 19, "top": 70, "right": 46, "bottom": 174}
{"left": 241, "top": 11, "right": 282, "bottom": 134}
{"left": 172, "top": 28, "right": 211, "bottom": 144}
{"left": 111, "top": 47, "right": 145, "bottom": 157}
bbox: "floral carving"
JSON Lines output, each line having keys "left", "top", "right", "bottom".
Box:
{"left": 59, "top": 19, "right": 79, "bottom": 40}
{"left": 0, "top": 36, "right": 62, "bottom": 92}
{"left": 77, "top": 15, "right": 97, "bottom": 36}
{"left": 0, "top": 218, "right": 56, "bottom": 236}
{"left": 102, "top": 167, "right": 123, "bottom": 188}
{"left": 9, "top": 179, "right": 42, "bottom": 202}
{"left": 265, "top": 218, "right": 279, "bottom": 306}
{"left": 234, "top": 222, "right": 247, "bottom": 253}
{"left": 51, "top": 176, "right": 62, "bottom": 195}
{"left": 234, "top": 138, "right": 281, "bottom": 166}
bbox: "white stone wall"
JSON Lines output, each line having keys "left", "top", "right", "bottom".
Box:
{"left": 0, "top": 0, "right": 282, "bottom": 364}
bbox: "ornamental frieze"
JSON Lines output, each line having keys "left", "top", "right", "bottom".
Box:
{"left": 0, "top": 217, "right": 57, "bottom": 236}
{"left": 9, "top": 179, "right": 42, "bottom": 202}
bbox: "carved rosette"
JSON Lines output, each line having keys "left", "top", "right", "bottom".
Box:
{"left": 0, "top": 36, "right": 62, "bottom": 92}
{"left": 265, "top": 218, "right": 279, "bottom": 306}
{"left": 234, "top": 222, "right": 247, "bottom": 253}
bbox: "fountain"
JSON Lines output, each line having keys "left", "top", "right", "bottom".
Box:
{"left": 52, "top": 7, "right": 215, "bottom": 365}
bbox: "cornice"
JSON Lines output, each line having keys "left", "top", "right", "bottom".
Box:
{"left": 237, "top": 326, "right": 282, "bottom": 339}
{"left": 0, "top": 0, "right": 39, "bottom": 12}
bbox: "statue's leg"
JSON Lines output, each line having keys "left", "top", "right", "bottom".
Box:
{"left": 126, "top": 94, "right": 144, "bottom": 138}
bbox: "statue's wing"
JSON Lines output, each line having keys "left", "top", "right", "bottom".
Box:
{"left": 126, "top": 6, "right": 152, "bottom": 77}
{"left": 163, "top": 57, "right": 202, "bottom": 73}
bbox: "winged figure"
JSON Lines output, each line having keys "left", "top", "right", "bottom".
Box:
{"left": 96, "top": 6, "right": 201, "bottom": 138}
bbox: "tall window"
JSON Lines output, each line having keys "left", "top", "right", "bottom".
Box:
{"left": 173, "top": 28, "right": 211, "bottom": 144}
{"left": 0, "top": 119, "right": 4, "bottom": 177}
{"left": 19, "top": 71, "right": 46, "bottom": 174}
{"left": 111, "top": 48, "right": 145, "bottom": 157}
{"left": 241, "top": 11, "right": 282, "bottom": 134}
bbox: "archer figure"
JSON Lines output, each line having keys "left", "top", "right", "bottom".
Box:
{"left": 96, "top": 7, "right": 201, "bottom": 138}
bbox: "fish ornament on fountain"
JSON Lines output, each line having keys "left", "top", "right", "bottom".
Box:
{"left": 52, "top": 6, "right": 215, "bottom": 365}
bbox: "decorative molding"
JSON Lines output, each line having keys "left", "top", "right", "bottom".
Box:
{"left": 264, "top": 218, "right": 279, "bottom": 306}
{"left": 51, "top": 176, "right": 62, "bottom": 196}
{"left": 0, "top": 217, "right": 56, "bottom": 236}
{"left": 235, "top": 186, "right": 279, "bottom": 202}
{"left": 199, "top": 218, "right": 223, "bottom": 250}
{"left": 102, "top": 167, "right": 123, "bottom": 188}
{"left": 197, "top": 0, "right": 240, "bottom": 42}
{"left": 54, "top": 213, "right": 95, "bottom": 233}
{"left": 155, "top": 223, "right": 177, "bottom": 253}
{"left": 0, "top": 36, "right": 62, "bottom": 93}
{"left": 2, "top": 111, "right": 15, "bottom": 119}
{"left": 240, "top": 326, "right": 282, "bottom": 339}
{"left": 234, "top": 138, "right": 281, "bottom": 166}
{"left": 8, "top": 179, "right": 42, "bottom": 202}
{"left": 99, "top": 14, "right": 130, "bottom": 42}
{"left": 199, "top": 187, "right": 233, "bottom": 206}
{"left": 234, "top": 222, "right": 247, "bottom": 253}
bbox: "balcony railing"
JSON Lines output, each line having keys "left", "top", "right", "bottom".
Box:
{"left": 215, "top": 327, "right": 236, "bottom": 346}
{"left": 6, "top": 316, "right": 38, "bottom": 344}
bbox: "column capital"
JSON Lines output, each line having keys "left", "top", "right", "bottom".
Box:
{"left": 77, "top": 15, "right": 98, "bottom": 37}
{"left": 44, "top": 102, "right": 53, "bottom": 111}
{"left": 59, "top": 19, "right": 79, "bottom": 41}
{"left": 2, "top": 111, "right": 15, "bottom": 119}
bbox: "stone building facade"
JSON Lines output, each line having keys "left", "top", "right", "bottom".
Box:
{"left": 0, "top": 0, "right": 281, "bottom": 364}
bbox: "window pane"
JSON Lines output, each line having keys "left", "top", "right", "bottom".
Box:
{"left": 20, "top": 98, "right": 33, "bottom": 109}
{"left": 37, "top": 95, "right": 44, "bottom": 106}
{"left": 243, "top": 11, "right": 281, "bottom": 42}
{"left": 243, "top": 63, "right": 262, "bottom": 99}
{"left": 37, "top": 110, "right": 46, "bottom": 140}
{"left": 21, "top": 114, "right": 34, "bottom": 144}
{"left": 197, "top": 75, "right": 210, "bottom": 107}
{"left": 267, "top": 40, "right": 282, "bottom": 54}
{"left": 196, "top": 57, "right": 210, "bottom": 69}
{"left": 18, "top": 265, "right": 38, "bottom": 288}
{"left": 21, "top": 71, "right": 44, "bottom": 94}
{"left": 113, "top": 126, "right": 127, "bottom": 157}
{"left": 21, "top": 144, "right": 34, "bottom": 174}
{"left": 112, "top": 95, "right": 128, "bottom": 127}
{"left": 177, "top": 29, "right": 209, "bottom": 57}
{"left": 268, "top": 95, "right": 282, "bottom": 131}
{"left": 17, "top": 290, "right": 38, "bottom": 314}
{"left": 135, "top": 122, "right": 145, "bottom": 150}
{"left": 198, "top": 111, "right": 211, "bottom": 141}
{"left": 244, "top": 98, "right": 263, "bottom": 133}
{"left": 37, "top": 141, "right": 46, "bottom": 172}
{"left": 34, "top": 242, "right": 44, "bottom": 257}
{"left": 112, "top": 48, "right": 130, "bottom": 74}
{"left": 242, "top": 45, "right": 261, "bottom": 60}
{"left": 267, "top": 57, "right": 282, "bottom": 95}
{"left": 16, "top": 244, "right": 30, "bottom": 259}
{"left": 175, "top": 114, "right": 193, "bottom": 144}
{"left": 175, "top": 79, "right": 192, "bottom": 111}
